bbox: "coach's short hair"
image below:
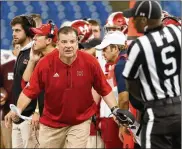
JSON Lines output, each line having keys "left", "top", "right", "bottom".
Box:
{"left": 88, "top": 19, "right": 100, "bottom": 27}
{"left": 58, "top": 26, "right": 78, "bottom": 39}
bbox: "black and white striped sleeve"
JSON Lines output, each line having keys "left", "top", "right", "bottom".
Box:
{"left": 168, "top": 24, "right": 181, "bottom": 47}
{"left": 122, "top": 41, "right": 143, "bottom": 80}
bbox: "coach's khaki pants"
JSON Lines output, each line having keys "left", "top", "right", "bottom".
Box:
{"left": 39, "top": 119, "right": 91, "bottom": 148}
{"left": 12, "top": 120, "right": 39, "bottom": 148}
{"left": 0, "top": 121, "right": 12, "bottom": 148}
{"left": 86, "top": 134, "right": 104, "bottom": 148}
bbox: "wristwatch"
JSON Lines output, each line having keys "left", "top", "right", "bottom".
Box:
{"left": 34, "top": 109, "right": 40, "bottom": 114}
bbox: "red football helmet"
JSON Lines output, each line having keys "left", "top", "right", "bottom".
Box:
{"left": 161, "top": 10, "right": 171, "bottom": 20}
{"left": 70, "top": 20, "right": 93, "bottom": 43}
{"left": 162, "top": 16, "right": 181, "bottom": 26}
{"left": 105, "top": 12, "right": 128, "bottom": 34}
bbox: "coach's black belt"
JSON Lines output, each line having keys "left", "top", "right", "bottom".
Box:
{"left": 144, "top": 96, "right": 181, "bottom": 108}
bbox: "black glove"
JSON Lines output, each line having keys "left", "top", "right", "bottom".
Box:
{"left": 111, "top": 106, "right": 135, "bottom": 125}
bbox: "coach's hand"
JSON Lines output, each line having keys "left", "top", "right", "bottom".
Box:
{"left": 31, "top": 112, "right": 40, "bottom": 131}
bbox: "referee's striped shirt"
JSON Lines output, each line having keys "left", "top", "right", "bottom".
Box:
{"left": 123, "top": 24, "right": 181, "bottom": 102}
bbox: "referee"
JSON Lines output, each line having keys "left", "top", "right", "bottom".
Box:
{"left": 122, "top": 1, "right": 181, "bottom": 149}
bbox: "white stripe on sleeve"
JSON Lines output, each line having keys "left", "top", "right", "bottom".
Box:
{"left": 122, "top": 43, "right": 140, "bottom": 78}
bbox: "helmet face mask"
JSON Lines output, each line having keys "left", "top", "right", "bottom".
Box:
{"left": 78, "top": 35, "right": 84, "bottom": 43}
{"left": 105, "top": 12, "right": 128, "bottom": 34}
{"left": 105, "top": 25, "right": 127, "bottom": 34}
{"left": 105, "top": 26, "right": 120, "bottom": 32}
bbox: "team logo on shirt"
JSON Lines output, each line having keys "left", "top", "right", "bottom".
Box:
{"left": 7, "top": 72, "right": 14, "bottom": 80}
{"left": 53, "top": 73, "right": 59, "bottom": 77}
{"left": 3, "top": 54, "right": 10, "bottom": 60}
{"left": 77, "top": 71, "right": 83, "bottom": 76}
{"left": 23, "top": 59, "right": 29, "bottom": 65}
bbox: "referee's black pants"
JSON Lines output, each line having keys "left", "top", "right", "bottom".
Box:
{"left": 141, "top": 96, "right": 181, "bottom": 149}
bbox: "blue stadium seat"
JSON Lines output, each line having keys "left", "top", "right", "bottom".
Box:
{"left": 31, "top": 1, "right": 42, "bottom": 14}
{"left": 1, "top": 1, "right": 111, "bottom": 49}
{"left": 14, "top": 2, "right": 26, "bottom": 15}
{"left": 77, "top": 1, "right": 91, "bottom": 19}
{"left": 47, "top": 2, "right": 58, "bottom": 13}
{"left": 1, "top": 1, "right": 11, "bottom": 19}
{"left": 61, "top": 2, "right": 75, "bottom": 20}
{"left": 160, "top": 1, "right": 181, "bottom": 17}
{"left": 93, "top": 2, "right": 110, "bottom": 26}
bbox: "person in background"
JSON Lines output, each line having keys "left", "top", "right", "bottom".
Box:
{"left": 30, "top": 13, "right": 42, "bottom": 28}
{"left": 114, "top": 36, "right": 141, "bottom": 149}
{"left": 0, "top": 42, "right": 20, "bottom": 149}
{"left": 70, "top": 19, "right": 94, "bottom": 43}
{"left": 0, "top": 65, "right": 13, "bottom": 149}
{"left": 104, "top": 11, "right": 141, "bottom": 148}
{"left": 95, "top": 31, "right": 127, "bottom": 149}
{"left": 23, "top": 21, "right": 58, "bottom": 132}
{"left": 88, "top": 19, "right": 102, "bottom": 39}
{"left": 4, "top": 15, "right": 38, "bottom": 148}
{"left": 104, "top": 11, "right": 128, "bottom": 35}
{"left": 1, "top": 42, "right": 20, "bottom": 65}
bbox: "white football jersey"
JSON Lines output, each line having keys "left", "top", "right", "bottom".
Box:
{"left": 95, "top": 50, "right": 106, "bottom": 74}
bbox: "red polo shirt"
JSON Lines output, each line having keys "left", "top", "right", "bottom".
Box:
{"left": 23, "top": 49, "right": 112, "bottom": 128}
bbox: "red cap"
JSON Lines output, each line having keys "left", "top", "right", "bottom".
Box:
{"left": 31, "top": 23, "right": 58, "bottom": 43}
